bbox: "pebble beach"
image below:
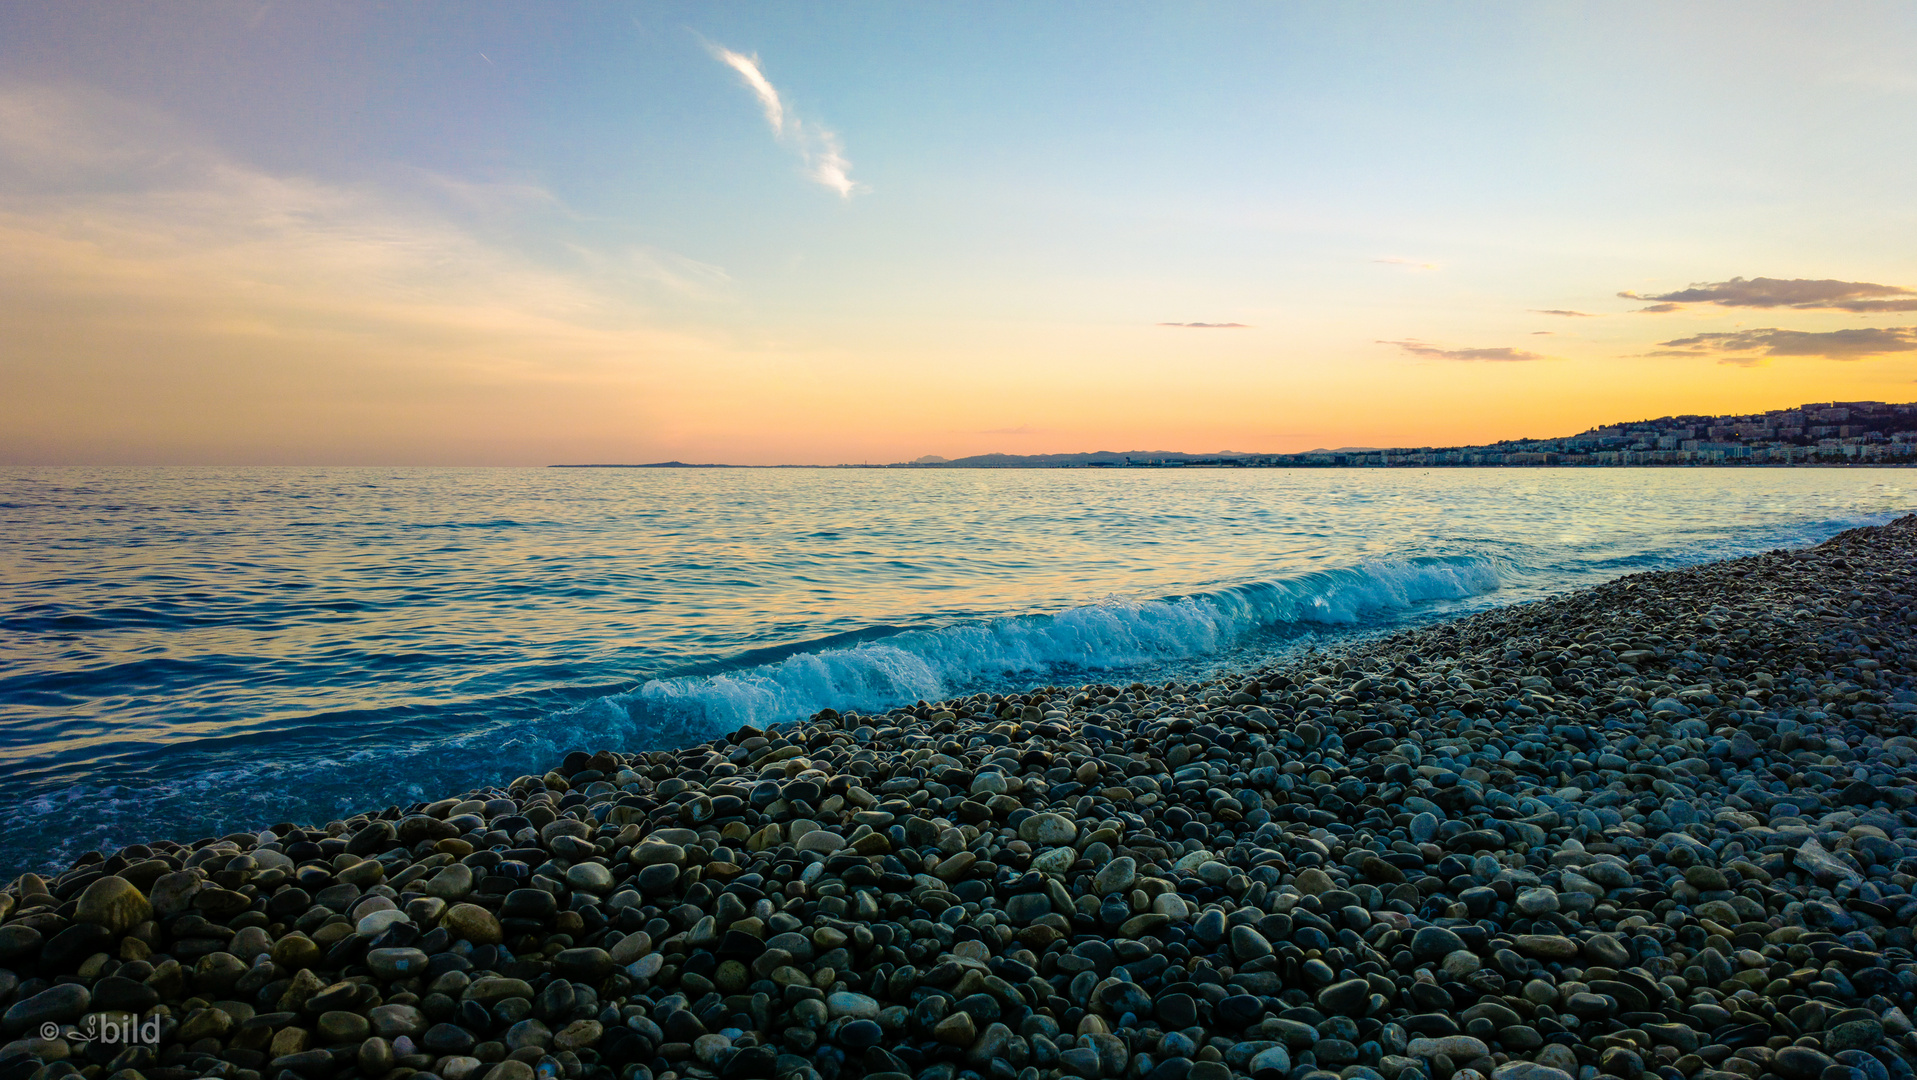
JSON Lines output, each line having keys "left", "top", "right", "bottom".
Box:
{"left": 4, "top": 514, "right": 1916, "bottom": 1080}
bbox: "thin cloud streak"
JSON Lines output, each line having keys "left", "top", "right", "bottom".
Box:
{"left": 1648, "top": 326, "right": 1917, "bottom": 364}
{"left": 1160, "top": 322, "right": 1249, "bottom": 328}
{"left": 1531, "top": 309, "right": 1594, "bottom": 317}
{"left": 0, "top": 83, "right": 732, "bottom": 463}
{"left": 713, "top": 47, "right": 784, "bottom": 132}
{"left": 1622, "top": 276, "right": 1917, "bottom": 313}
{"left": 1380, "top": 339, "right": 1550, "bottom": 363}
{"left": 708, "top": 43, "right": 862, "bottom": 199}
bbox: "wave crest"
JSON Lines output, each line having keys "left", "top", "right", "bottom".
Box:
{"left": 610, "top": 556, "right": 1499, "bottom": 734}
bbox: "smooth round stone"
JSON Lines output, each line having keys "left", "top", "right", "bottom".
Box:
{"left": 826, "top": 992, "right": 880, "bottom": 1020}
{"left": 1249, "top": 1046, "right": 1292, "bottom": 1077}
{"left": 1513, "top": 935, "right": 1579, "bottom": 960}
{"left": 422, "top": 1023, "right": 479, "bottom": 1055}
{"left": 369, "top": 1004, "right": 429, "bottom": 1039}
{"left": 3, "top": 984, "right": 92, "bottom": 1028}
{"left": 1315, "top": 1040, "right": 1358, "bottom": 1065}
{"left": 933, "top": 1011, "right": 977, "bottom": 1046}
{"left": 500, "top": 888, "right": 558, "bottom": 919}
{"left": 796, "top": 829, "right": 847, "bottom": 854}
{"left": 1581, "top": 934, "right": 1630, "bottom": 967}
{"left": 694, "top": 1033, "right": 733, "bottom": 1063}
{"left": 1411, "top": 926, "right": 1466, "bottom": 961}
{"left": 441, "top": 903, "right": 504, "bottom": 945}
{"left": 1092, "top": 857, "right": 1137, "bottom": 895}
{"left": 1004, "top": 892, "right": 1053, "bottom": 925}
{"left": 1317, "top": 979, "right": 1371, "bottom": 1017}
{"left": 1563, "top": 992, "right": 1613, "bottom": 1019}
{"left": 359, "top": 1037, "right": 397, "bottom": 1075}
{"left": 1292, "top": 868, "right": 1336, "bottom": 895}
{"left": 1409, "top": 1036, "right": 1489, "bottom": 1061}
{"left": 1216, "top": 994, "right": 1264, "bottom": 1028}
{"left": 1515, "top": 888, "right": 1559, "bottom": 915}
{"left": 1229, "top": 925, "right": 1273, "bottom": 962}
{"left": 1155, "top": 992, "right": 1198, "bottom": 1029}
{"left": 318, "top": 1010, "right": 371, "bottom": 1043}
{"left": 836, "top": 1019, "right": 883, "bottom": 1049}
{"left": 73, "top": 875, "right": 151, "bottom": 934}
{"left": 1826, "top": 1019, "right": 1885, "bottom": 1052}
{"left": 358, "top": 909, "right": 413, "bottom": 938}
{"left": 631, "top": 840, "right": 687, "bottom": 867}
{"left": 565, "top": 862, "right": 614, "bottom": 893}
{"left": 1193, "top": 909, "right": 1226, "bottom": 944}
{"left": 1031, "top": 847, "right": 1076, "bottom": 875}
{"left": 636, "top": 862, "right": 681, "bottom": 894}
{"left": 1019, "top": 812, "right": 1078, "bottom": 846}
{"left": 366, "top": 947, "right": 430, "bottom": 980}
{"left": 1060, "top": 1048, "right": 1103, "bottom": 1079}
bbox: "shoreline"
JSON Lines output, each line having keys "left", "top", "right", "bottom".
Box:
{"left": 3, "top": 518, "right": 1916, "bottom": 1080}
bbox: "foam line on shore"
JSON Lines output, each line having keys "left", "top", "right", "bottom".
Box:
{"left": 609, "top": 555, "right": 1501, "bottom": 736}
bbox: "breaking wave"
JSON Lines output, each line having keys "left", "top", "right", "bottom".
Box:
{"left": 593, "top": 555, "right": 1501, "bottom": 736}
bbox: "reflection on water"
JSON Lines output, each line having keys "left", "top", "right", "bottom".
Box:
{"left": 0, "top": 465, "right": 1905, "bottom": 872}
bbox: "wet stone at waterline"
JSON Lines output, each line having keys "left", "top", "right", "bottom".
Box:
{"left": 4, "top": 518, "right": 1917, "bottom": 1080}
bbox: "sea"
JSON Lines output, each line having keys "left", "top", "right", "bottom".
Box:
{"left": 0, "top": 465, "right": 1907, "bottom": 874}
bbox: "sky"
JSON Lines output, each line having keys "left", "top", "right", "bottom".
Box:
{"left": 2, "top": 2, "right": 1915, "bottom": 465}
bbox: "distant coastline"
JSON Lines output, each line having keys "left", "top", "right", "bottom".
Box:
{"left": 554, "top": 398, "right": 1917, "bottom": 470}
{"left": 550, "top": 461, "right": 735, "bottom": 469}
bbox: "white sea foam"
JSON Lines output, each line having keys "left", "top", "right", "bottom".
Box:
{"left": 613, "top": 556, "right": 1500, "bottom": 734}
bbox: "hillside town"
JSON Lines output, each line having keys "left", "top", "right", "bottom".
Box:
{"left": 1260, "top": 400, "right": 1917, "bottom": 468}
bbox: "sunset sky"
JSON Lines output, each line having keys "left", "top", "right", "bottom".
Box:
{"left": 3, "top": 2, "right": 1915, "bottom": 465}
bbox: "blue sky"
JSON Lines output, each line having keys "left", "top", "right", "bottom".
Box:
{"left": 2, "top": 2, "right": 1915, "bottom": 463}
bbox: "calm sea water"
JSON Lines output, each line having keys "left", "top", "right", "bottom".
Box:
{"left": 0, "top": 466, "right": 1907, "bottom": 873}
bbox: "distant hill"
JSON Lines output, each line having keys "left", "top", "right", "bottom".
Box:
{"left": 553, "top": 399, "right": 1915, "bottom": 470}
{"left": 901, "top": 450, "right": 1240, "bottom": 467}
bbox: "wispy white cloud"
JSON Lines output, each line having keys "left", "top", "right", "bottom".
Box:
{"left": 0, "top": 84, "right": 732, "bottom": 463}
{"left": 709, "top": 43, "right": 863, "bottom": 199}
{"left": 1380, "top": 339, "right": 1552, "bottom": 362}
{"left": 1160, "top": 321, "right": 1249, "bottom": 328}
{"left": 714, "top": 46, "right": 785, "bottom": 133}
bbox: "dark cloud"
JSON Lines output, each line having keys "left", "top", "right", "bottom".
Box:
{"left": 1379, "top": 339, "right": 1549, "bottom": 362}
{"left": 1160, "top": 322, "right": 1249, "bottom": 328}
{"left": 1621, "top": 276, "right": 1917, "bottom": 312}
{"left": 1650, "top": 326, "right": 1917, "bottom": 363}
{"left": 1635, "top": 303, "right": 1682, "bottom": 313}
{"left": 1530, "top": 309, "right": 1595, "bottom": 317}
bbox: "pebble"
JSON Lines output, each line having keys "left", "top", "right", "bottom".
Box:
{"left": 7, "top": 519, "right": 1917, "bottom": 1080}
